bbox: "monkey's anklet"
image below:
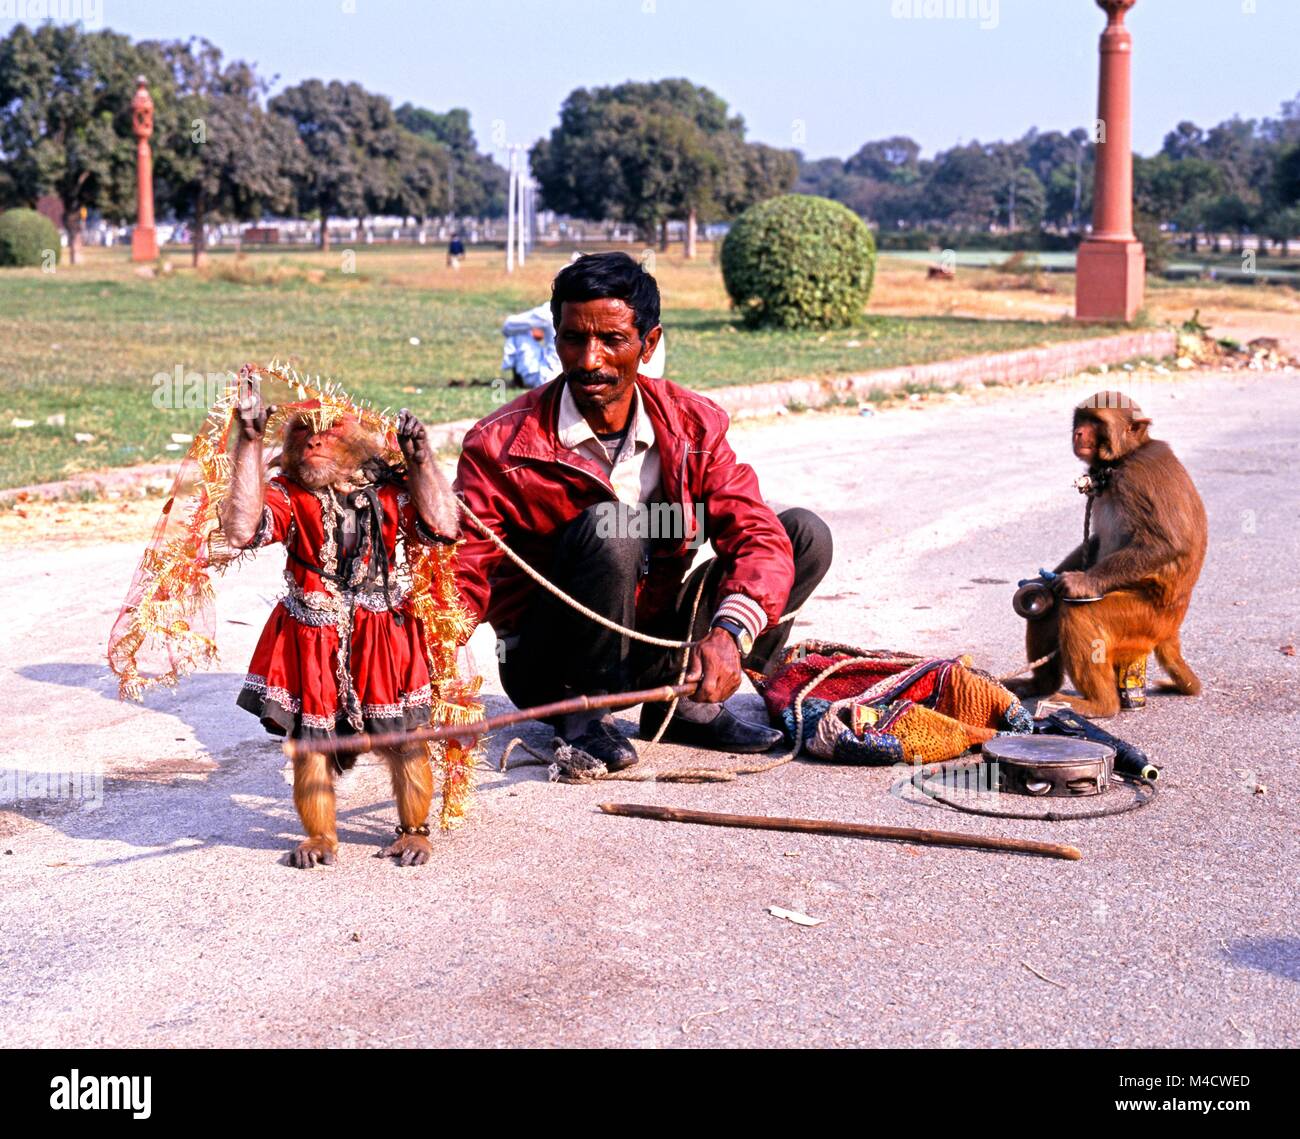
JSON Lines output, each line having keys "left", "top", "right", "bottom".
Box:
{"left": 395, "top": 823, "right": 431, "bottom": 837}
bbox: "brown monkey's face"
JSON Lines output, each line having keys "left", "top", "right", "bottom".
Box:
{"left": 1073, "top": 394, "right": 1152, "bottom": 464}
{"left": 1073, "top": 419, "right": 1100, "bottom": 463}
{"left": 280, "top": 414, "right": 382, "bottom": 490}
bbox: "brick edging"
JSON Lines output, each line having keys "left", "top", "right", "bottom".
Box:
{"left": 709, "top": 329, "right": 1178, "bottom": 421}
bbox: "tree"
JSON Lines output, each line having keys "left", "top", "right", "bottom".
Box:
{"left": 1261, "top": 204, "right": 1300, "bottom": 254}
{"left": 923, "top": 142, "right": 1007, "bottom": 229}
{"left": 725, "top": 140, "right": 798, "bottom": 212}
{"left": 385, "top": 128, "right": 450, "bottom": 221}
{"left": 0, "top": 22, "right": 146, "bottom": 263}
{"left": 1275, "top": 143, "right": 1300, "bottom": 208}
{"left": 998, "top": 166, "right": 1046, "bottom": 230}
{"left": 1161, "top": 121, "right": 1206, "bottom": 161}
{"left": 394, "top": 103, "right": 506, "bottom": 218}
{"left": 143, "top": 38, "right": 301, "bottom": 266}
{"left": 1134, "top": 153, "right": 1223, "bottom": 251}
{"left": 270, "top": 79, "right": 427, "bottom": 250}
{"left": 844, "top": 136, "right": 920, "bottom": 183}
{"left": 1025, "top": 128, "right": 1091, "bottom": 229}
{"left": 531, "top": 78, "right": 788, "bottom": 257}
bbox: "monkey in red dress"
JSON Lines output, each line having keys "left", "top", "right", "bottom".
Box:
{"left": 219, "top": 391, "right": 460, "bottom": 867}
{"left": 1010, "top": 392, "right": 1207, "bottom": 718}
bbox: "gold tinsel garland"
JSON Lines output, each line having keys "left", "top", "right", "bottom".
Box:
{"left": 108, "top": 362, "right": 483, "bottom": 827}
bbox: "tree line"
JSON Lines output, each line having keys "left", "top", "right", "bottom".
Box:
{"left": 0, "top": 23, "right": 506, "bottom": 264}
{"left": 3, "top": 22, "right": 1298, "bottom": 268}
{"left": 798, "top": 95, "right": 1300, "bottom": 256}
{"left": 529, "top": 78, "right": 798, "bottom": 257}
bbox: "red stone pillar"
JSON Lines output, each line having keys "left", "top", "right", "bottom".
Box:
{"left": 1075, "top": 0, "right": 1144, "bottom": 322}
{"left": 130, "top": 76, "right": 159, "bottom": 262}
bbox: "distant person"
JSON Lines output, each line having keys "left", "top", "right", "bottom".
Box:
{"left": 447, "top": 234, "right": 466, "bottom": 269}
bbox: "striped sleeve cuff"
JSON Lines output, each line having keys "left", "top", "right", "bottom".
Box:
{"left": 711, "top": 592, "right": 768, "bottom": 643}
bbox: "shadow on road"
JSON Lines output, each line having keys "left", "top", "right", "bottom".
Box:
{"left": 1224, "top": 937, "right": 1300, "bottom": 983}
{"left": 10, "top": 664, "right": 565, "bottom": 863}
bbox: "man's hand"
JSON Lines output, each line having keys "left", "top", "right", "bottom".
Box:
{"left": 685, "top": 627, "right": 743, "bottom": 705}
{"left": 397, "top": 408, "right": 430, "bottom": 467}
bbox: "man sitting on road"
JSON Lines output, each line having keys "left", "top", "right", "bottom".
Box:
{"left": 453, "top": 252, "right": 832, "bottom": 770}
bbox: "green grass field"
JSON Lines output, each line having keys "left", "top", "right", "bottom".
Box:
{"left": 0, "top": 246, "right": 1109, "bottom": 489}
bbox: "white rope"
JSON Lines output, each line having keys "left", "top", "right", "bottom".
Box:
{"left": 454, "top": 497, "right": 798, "bottom": 650}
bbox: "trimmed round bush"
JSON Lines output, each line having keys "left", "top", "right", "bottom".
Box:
{"left": 721, "top": 194, "right": 876, "bottom": 330}
{"left": 0, "top": 208, "right": 60, "bottom": 268}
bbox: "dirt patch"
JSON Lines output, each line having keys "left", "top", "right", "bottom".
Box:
{"left": 0, "top": 495, "right": 162, "bottom": 549}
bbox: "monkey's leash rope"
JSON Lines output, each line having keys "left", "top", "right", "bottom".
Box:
{"left": 995, "top": 649, "right": 1059, "bottom": 682}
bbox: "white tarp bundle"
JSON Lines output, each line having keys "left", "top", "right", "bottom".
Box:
{"left": 501, "top": 303, "right": 561, "bottom": 389}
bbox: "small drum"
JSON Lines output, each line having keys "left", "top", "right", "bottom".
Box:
{"left": 981, "top": 735, "right": 1115, "bottom": 797}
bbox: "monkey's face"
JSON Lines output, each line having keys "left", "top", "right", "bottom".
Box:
{"left": 1073, "top": 394, "right": 1152, "bottom": 465}
{"left": 1073, "top": 419, "right": 1100, "bottom": 463}
{"left": 281, "top": 414, "right": 383, "bottom": 490}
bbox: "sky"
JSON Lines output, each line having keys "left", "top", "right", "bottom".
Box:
{"left": 24, "top": 0, "right": 1300, "bottom": 160}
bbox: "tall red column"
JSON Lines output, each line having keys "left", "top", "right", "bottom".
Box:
{"left": 1075, "top": 0, "right": 1144, "bottom": 322}
{"left": 130, "top": 76, "right": 159, "bottom": 262}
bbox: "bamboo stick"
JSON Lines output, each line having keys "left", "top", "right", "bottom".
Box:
{"left": 597, "top": 802, "right": 1083, "bottom": 861}
{"left": 281, "top": 682, "right": 697, "bottom": 761}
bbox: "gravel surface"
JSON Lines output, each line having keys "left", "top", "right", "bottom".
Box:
{"left": 1, "top": 368, "right": 1296, "bottom": 1048}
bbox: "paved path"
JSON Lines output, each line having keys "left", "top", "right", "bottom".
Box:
{"left": 2, "top": 369, "right": 1297, "bottom": 1048}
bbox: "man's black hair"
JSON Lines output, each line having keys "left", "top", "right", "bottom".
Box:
{"left": 549, "top": 251, "right": 661, "bottom": 340}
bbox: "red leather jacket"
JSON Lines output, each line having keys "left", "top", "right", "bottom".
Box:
{"left": 453, "top": 375, "right": 795, "bottom": 640}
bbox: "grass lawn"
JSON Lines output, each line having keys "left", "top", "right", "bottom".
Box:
{"left": 0, "top": 244, "right": 1118, "bottom": 488}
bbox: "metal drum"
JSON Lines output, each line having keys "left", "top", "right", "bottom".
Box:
{"left": 981, "top": 735, "right": 1115, "bottom": 797}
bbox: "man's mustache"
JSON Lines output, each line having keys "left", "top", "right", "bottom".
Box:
{"left": 566, "top": 368, "right": 619, "bottom": 385}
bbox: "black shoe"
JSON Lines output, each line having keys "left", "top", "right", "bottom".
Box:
{"left": 640, "top": 703, "right": 784, "bottom": 754}
{"left": 567, "top": 717, "right": 639, "bottom": 772}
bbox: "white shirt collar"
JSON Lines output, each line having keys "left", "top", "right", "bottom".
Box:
{"left": 557, "top": 380, "right": 656, "bottom": 456}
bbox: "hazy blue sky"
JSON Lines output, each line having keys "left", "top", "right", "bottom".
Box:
{"left": 51, "top": 0, "right": 1300, "bottom": 159}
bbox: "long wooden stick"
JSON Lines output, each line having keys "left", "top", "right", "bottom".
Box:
{"left": 598, "top": 802, "right": 1082, "bottom": 861}
{"left": 281, "top": 682, "right": 697, "bottom": 761}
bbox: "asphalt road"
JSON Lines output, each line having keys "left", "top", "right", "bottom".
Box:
{"left": 2, "top": 368, "right": 1297, "bottom": 1048}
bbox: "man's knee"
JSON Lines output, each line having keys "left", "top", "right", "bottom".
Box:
{"left": 779, "top": 507, "right": 833, "bottom": 580}
{"left": 561, "top": 503, "right": 645, "bottom": 572}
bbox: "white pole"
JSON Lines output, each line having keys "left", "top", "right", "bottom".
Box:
{"left": 516, "top": 154, "right": 527, "bottom": 268}
{"left": 506, "top": 149, "right": 516, "bottom": 273}
{"left": 525, "top": 177, "right": 534, "bottom": 257}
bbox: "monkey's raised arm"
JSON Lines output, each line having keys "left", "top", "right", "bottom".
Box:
{"left": 397, "top": 409, "right": 459, "bottom": 540}
{"left": 219, "top": 393, "right": 273, "bottom": 549}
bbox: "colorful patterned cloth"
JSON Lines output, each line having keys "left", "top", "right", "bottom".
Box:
{"left": 755, "top": 643, "right": 1033, "bottom": 765}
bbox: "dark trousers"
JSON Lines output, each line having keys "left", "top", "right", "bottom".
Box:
{"left": 497, "top": 505, "right": 833, "bottom": 715}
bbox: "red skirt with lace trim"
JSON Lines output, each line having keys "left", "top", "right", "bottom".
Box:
{"left": 236, "top": 599, "right": 434, "bottom": 767}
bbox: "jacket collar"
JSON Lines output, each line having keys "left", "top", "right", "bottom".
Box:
{"left": 556, "top": 380, "right": 656, "bottom": 458}
{"left": 507, "top": 375, "right": 687, "bottom": 469}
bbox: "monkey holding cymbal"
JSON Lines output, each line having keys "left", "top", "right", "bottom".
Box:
{"left": 1008, "top": 392, "right": 1207, "bottom": 719}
